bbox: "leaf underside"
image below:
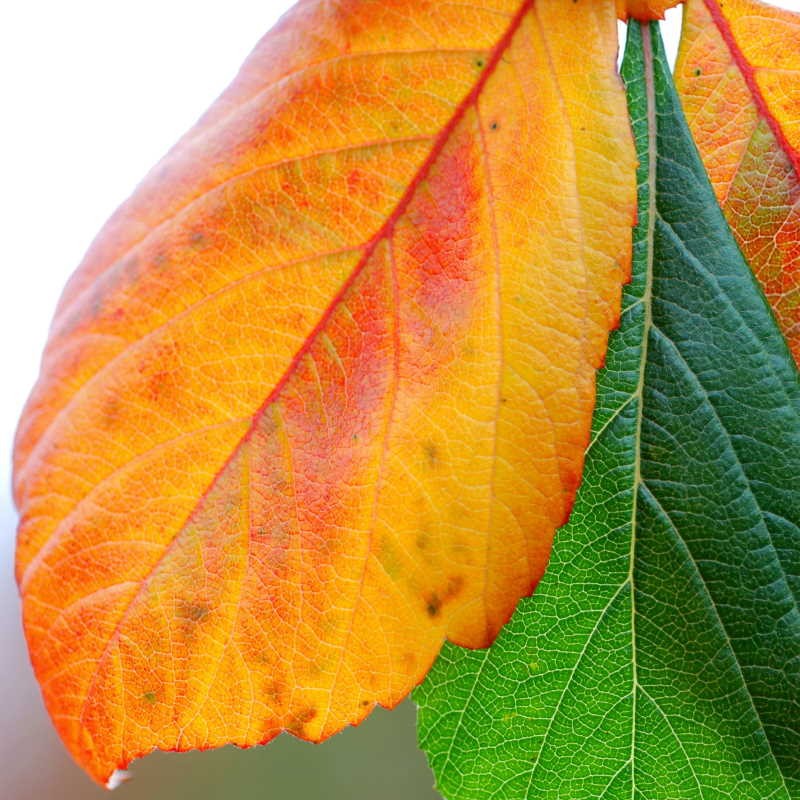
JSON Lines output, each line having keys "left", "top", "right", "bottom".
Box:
{"left": 415, "top": 21, "right": 800, "bottom": 800}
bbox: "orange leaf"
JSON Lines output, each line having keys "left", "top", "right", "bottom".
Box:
{"left": 676, "top": 0, "right": 800, "bottom": 364}
{"left": 616, "top": 0, "right": 683, "bottom": 21}
{"left": 14, "top": 0, "right": 636, "bottom": 786}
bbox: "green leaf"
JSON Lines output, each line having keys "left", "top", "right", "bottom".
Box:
{"left": 414, "top": 21, "right": 800, "bottom": 800}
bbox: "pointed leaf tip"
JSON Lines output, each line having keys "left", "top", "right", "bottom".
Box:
{"left": 106, "top": 770, "right": 130, "bottom": 791}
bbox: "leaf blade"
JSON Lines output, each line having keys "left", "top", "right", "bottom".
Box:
{"left": 13, "top": 0, "right": 636, "bottom": 785}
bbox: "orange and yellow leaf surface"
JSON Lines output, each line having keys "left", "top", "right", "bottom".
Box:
{"left": 676, "top": 0, "right": 800, "bottom": 363}
{"left": 13, "top": 0, "right": 636, "bottom": 785}
{"left": 616, "top": 0, "right": 683, "bottom": 21}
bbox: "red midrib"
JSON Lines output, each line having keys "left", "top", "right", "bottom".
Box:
{"left": 187, "top": 0, "right": 534, "bottom": 524}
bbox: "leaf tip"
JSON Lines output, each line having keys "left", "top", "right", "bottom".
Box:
{"left": 106, "top": 770, "right": 130, "bottom": 791}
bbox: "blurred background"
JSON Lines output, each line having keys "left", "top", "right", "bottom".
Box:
{"left": 0, "top": 2, "right": 705, "bottom": 798}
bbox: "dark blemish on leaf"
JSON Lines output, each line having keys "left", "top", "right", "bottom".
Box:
{"left": 142, "top": 691, "right": 157, "bottom": 705}
{"left": 694, "top": 68, "right": 702, "bottom": 76}
{"left": 445, "top": 575, "right": 464, "bottom": 600}
{"left": 416, "top": 530, "right": 430, "bottom": 551}
{"left": 424, "top": 578, "right": 461, "bottom": 619}
{"left": 423, "top": 440, "right": 438, "bottom": 467}
{"left": 490, "top": 121, "right": 499, "bottom": 131}
{"left": 475, "top": 58, "right": 485, "bottom": 68}
{"left": 264, "top": 678, "right": 286, "bottom": 703}
{"left": 360, "top": 699, "right": 371, "bottom": 708}
{"left": 426, "top": 593, "right": 442, "bottom": 618}
{"left": 289, "top": 706, "right": 318, "bottom": 734}
{"left": 186, "top": 604, "right": 210, "bottom": 622}
{"left": 189, "top": 230, "right": 206, "bottom": 247}
{"left": 297, "top": 707, "right": 317, "bottom": 723}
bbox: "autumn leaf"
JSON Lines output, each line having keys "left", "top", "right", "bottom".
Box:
{"left": 13, "top": 0, "right": 636, "bottom": 786}
{"left": 675, "top": 0, "right": 800, "bottom": 364}
{"left": 416, "top": 21, "right": 800, "bottom": 799}
{"left": 616, "top": 0, "right": 683, "bottom": 21}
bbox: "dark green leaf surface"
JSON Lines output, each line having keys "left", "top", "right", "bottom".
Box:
{"left": 415, "top": 22, "right": 800, "bottom": 800}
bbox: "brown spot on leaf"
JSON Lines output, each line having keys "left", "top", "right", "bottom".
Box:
{"left": 263, "top": 678, "right": 286, "bottom": 706}
{"left": 444, "top": 574, "right": 464, "bottom": 601}
{"left": 185, "top": 604, "right": 210, "bottom": 622}
{"left": 288, "top": 706, "right": 318, "bottom": 734}
{"left": 426, "top": 593, "right": 441, "bottom": 618}
{"left": 423, "top": 440, "right": 438, "bottom": 467}
{"left": 425, "top": 575, "right": 464, "bottom": 618}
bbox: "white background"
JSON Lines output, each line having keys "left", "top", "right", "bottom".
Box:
{"left": 0, "top": 2, "right": 796, "bottom": 797}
